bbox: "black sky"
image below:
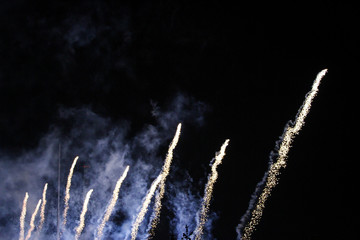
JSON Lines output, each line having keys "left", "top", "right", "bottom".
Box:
{"left": 0, "top": 1, "right": 355, "bottom": 239}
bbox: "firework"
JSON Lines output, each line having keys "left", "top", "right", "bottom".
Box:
{"left": 194, "top": 139, "right": 230, "bottom": 240}
{"left": 239, "top": 69, "right": 328, "bottom": 240}
{"left": 148, "top": 123, "right": 182, "bottom": 238}
{"left": 19, "top": 192, "right": 29, "bottom": 240}
{"left": 75, "top": 189, "right": 94, "bottom": 240}
{"left": 131, "top": 174, "right": 163, "bottom": 240}
{"left": 95, "top": 166, "right": 130, "bottom": 240}
{"left": 63, "top": 156, "right": 79, "bottom": 226}
{"left": 25, "top": 199, "right": 42, "bottom": 240}
{"left": 37, "top": 183, "right": 48, "bottom": 234}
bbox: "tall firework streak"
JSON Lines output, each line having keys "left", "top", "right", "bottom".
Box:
{"left": 75, "top": 189, "right": 94, "bottom": 240}
{"left": 25, "top": 199, "right": 42, "bottom": 240}
{"left": 38, "top": 183, "right": 48, "bottom": 233}
{"left": 148, "top": 123, "right": 182, "bottom": 238}
{"left": 238, "top": 69, "right": 328, "bottom": 240}
{"left": 131, "top": 174, "right": 163, "bottom": 240}
{"left": 95, "top": 166, "right": 130, "bottom": 240}
{"left": 63, "top": 156, "right": 79, "bottom": 226}
{"left": 19, "top": 192, "right": 29, "bottom": 240}
{"left": 194, "top": 139, "right": 230, "bottom": 240}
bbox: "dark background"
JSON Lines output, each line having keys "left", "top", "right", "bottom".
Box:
{"left": 0, "top": 1, "right": 354, "bottom": 239}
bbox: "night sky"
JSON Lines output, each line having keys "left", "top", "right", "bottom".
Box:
{"left": 0, "top": 1, "right": 355, "bottom": 240}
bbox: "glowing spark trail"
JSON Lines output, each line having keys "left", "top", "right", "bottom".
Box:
{"left": 95, "top": 166, "right": 129, "bottom": 240}
{"left": 194, "top": 139, "right": 230, "bottom": 240}
{"left": 38, "top": 183, "right": 48, "bottom": 233}
{"left": 75, "top": 189, "right": 93, "bottom": 240}
{"left": 131, "top": 174, "right": 163, "bottom": 240}
{"left": 25, "top": 199, "right": 42, "bottom": 240}
{"left": 63, "top": 156, "right": 79, "bottom": 226}
{"left": 239, "top": 69, "right": 328, "bottom": 240}
{"left": 148, "top": 123, "right": 182, "bottom": 238}
{"left": 19, "top": 192, "right": 29, "bottom": 240}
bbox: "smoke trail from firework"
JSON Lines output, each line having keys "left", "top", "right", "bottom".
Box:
{"left": 63, "top": 156, "right": 79, "bottom": 226}
{"left": 148, "top": 123, "right": 182, "bottom": 238}
{"left": 131, "top": 174, "right": 163, "bottom": 240}
{"left": 37, "top": 183, "right": 48, "bottom": 233}
{"left": 25, "top": 199, "right": 42, "bottom": 240}
{"left": 19, "top": 192, "right": 29, "bottom": 240}
{"left": 194, "top": 139, "right": 230, "bottom": 240}
{"left": 96, "top": 166, "right": 130, "bottom": 240}
{"left": 75, "top": 189, "right": 94, "bottom": 240}
{"left": 239, "top": 69, "right": 328, "bottom": 240}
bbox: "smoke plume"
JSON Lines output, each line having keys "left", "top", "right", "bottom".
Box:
{"left": 0, "top": 94, "right": 208, "bottom": 240}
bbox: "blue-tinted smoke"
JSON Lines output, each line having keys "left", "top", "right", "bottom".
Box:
{"left": 0, "top": 94, "right": 217, "bottom": 240}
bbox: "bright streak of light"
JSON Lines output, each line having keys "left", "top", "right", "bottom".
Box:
{"left": 63, "top": 156, "right": 79, "bottom": 226}
{"left": 25, "top": 199, "right": 42, "bottom": 240}
{"left": 194, "top": 139, "right": 230, "bottom": 240}
{"left": 148, "top": 123, "right": 182, "bottom": 238}
{"left": 131, "top": 174, "right": 163, "bottom": 240}
{"left": 38, "top": 183, "right": 48, "bottom": 233}
{"left": 241, "top": 69, "right": 328, "bottom": 240}
{"left": 75, "top": 189, "right": 94, "bottom": 240}
{"left": 95, "top": 166, "right": 130, "bottom": 240}
{"left": 19, "top": 192, "right": 29, "bottom": 240}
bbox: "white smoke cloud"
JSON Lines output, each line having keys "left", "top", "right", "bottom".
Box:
{"left": 0, "top": 94, "right": 212, "bottom": 240}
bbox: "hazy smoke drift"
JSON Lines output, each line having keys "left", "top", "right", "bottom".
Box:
{"left": 2, "top": 95, "right": 206, "bottom": 239}
{"left": 194, "top": 139, "right": 230, "bottom": 240}
{"left": 63, "top": 156, "right": 79, "bottom": 227}
{"left": 237, "top": 69, "right": 328, "bottom": 240}
{"left": 148, "top": 123, "right": 182, "bottom": 238}
{"left": 75, "top": 189, "right": 94, "bottom": 240}
{"left": 96, "top": 166, "right": 130, "bottom": 240}
{"left": 19, "top": 192, "right": 29, "bottom": 240}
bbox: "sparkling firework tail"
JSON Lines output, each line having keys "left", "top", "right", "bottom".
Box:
{"left": 148, "top": 123, "right": 182, "bottom": 239}
{"left": 239, "top": 69, "right": 328, "bottom": 240}
{"left": 75, "top": 189, "right": 94, "bottom": 240}
{"left": 194, "top": 139, "right": 230, "bottom": 240}
{"left": 25, "top": 199, "right": 42, "bottom": 240}
{"left": 38, "top": 183, "right": 48, "bottom": 232}
{"left": 63, "top": 156, "right": 79, "bottom": 227}
{"left": 95, "top": 166, "right": 130, "bottom": 240}
{"left": 131, "top": 174, "right": 163, "bottom": 240}
{"left": 19, "top": 192, "right": 29, "bottom": 240}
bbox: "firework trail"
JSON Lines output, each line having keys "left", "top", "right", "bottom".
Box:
{"left": 148, "top": 123, "right": 182, "bottom": 238}
{"left": 63, "top": 156, "right": 79, "bottom": 226}
{"left": 24, "top": 199, "right": 42, "bottom": 240}
{"left": 19, "top": 192, "right": 29, "bottom": 240}
{"left": 95, "top": 166, "right": 130, "bottom": 240}
{"left": 75, "top": 189, "right": 94, "bottom": 240}
{"left": 194, "top": 139, "right": 230, "bottom": 240}
{"left": 131, "top": 174, "right": 163, "bottom": 240}
{"left": 37, "top": 183, "right": 48, "bottom": 233}
{"left": 238, "top": 69, "right": 328, "bottom": 240}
